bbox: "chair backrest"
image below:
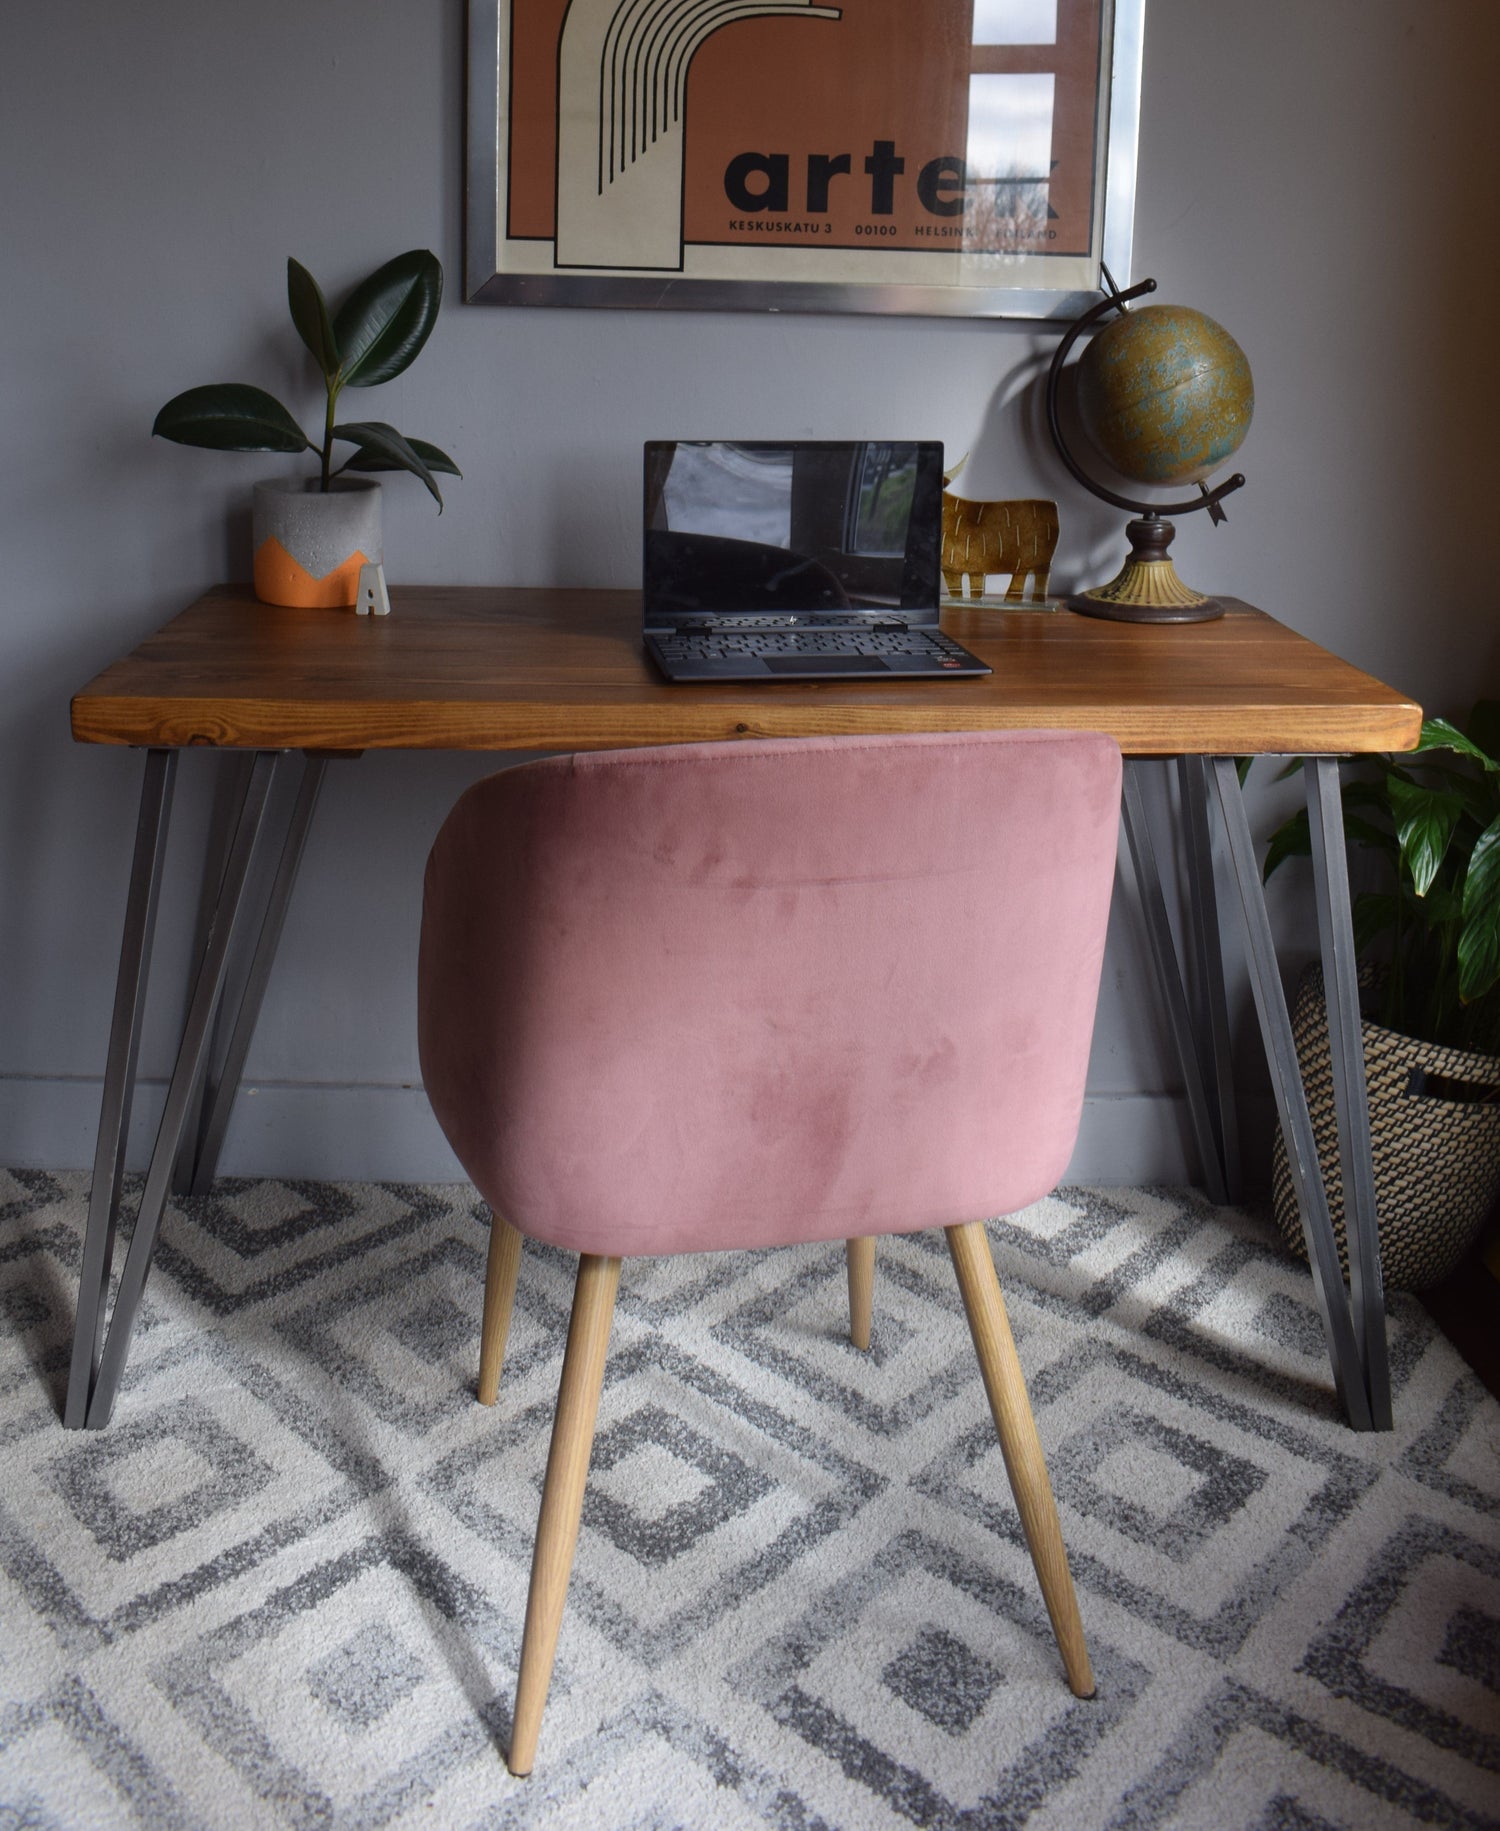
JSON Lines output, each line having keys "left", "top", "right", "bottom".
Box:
{"left": 419, "top": 730, "right": 1121, "bottom": 1259}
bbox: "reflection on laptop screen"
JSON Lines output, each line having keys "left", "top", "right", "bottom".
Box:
{"left": 644, "top": 441, "right": 942, "bottom": 617}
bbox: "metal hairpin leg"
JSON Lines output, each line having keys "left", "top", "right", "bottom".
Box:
{"left": 1307, "top": 756, "right": 1390, "bottom": 1428}
{"left": 1209, "top": 756, "right": 1379, "bottom": 1431}
{"left": 67, "top": 751, "right": 283, "bottom": 1429}
{"left": 64, "top": 750, "right": 178, "bottom": 1429}
{"left": 172, "top": 754, "right": 259, "bottom": 1197}
{"left": 183, "top": 754, "right": 330, "bottom": 1197}
{"left": 1121, "top": 763, "right": 1230, "bottom": 1206}
{"left": 1179, "top": 757, "right": 1243, "bottom": 1204}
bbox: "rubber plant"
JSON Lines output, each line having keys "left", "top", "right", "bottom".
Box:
{"left": 153, "top": 250, "right": 459, "bottom": 507}
{"left": 1263, "top": 701, "right": 1500, "bottom": 1054}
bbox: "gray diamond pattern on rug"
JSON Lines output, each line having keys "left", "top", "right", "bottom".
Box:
{"left": 306, "top": 1619, "right": 428, "bottom": 1728}
{"left": 50, "top": 1396, "right": 274, "bottom": 1560}
{"left": 0, "top": 1170, "right": 1497, "bottom": 1830}
{"left": 884, "top": 1626, "right": 1003, "bottom": 1737}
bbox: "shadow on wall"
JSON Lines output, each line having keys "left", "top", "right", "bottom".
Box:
{"left": 543, "top": 447, "right": 637, "bottom": 585}
{"left": 954, "top": 341, "right": 1124, "bottom": 595}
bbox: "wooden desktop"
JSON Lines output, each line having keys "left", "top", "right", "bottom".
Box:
{"left": 74, "top": 585, "right": 1417, "bottom": 756}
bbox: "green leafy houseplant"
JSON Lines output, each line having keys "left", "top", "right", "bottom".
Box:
{"left": 1264, "top": 700, "right": 1500, "bottom": 1054}
{"left": 153, "top": 250, "right": 459, "bottom": 507}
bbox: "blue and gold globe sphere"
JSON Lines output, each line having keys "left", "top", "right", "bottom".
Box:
{"left": 1074, "top": 303, "right": 1253, "bottom": 489}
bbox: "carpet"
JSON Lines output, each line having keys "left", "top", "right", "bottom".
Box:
{"left": 1, "top": 1169, "right": 1497, "bottom": 1829}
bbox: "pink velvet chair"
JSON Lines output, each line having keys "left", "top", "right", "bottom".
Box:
{"left": 418, "top": 729, "right": 1122, "bottom": 1775}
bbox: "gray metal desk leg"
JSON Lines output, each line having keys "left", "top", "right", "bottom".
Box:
{"left": 1179, "top": 756, "right": 1243, "bottom": 1203}
{"left": 172, "top": 754, "right": 258, "bottom": 1197}
{"left": 1209, "top": 757, "right": 1376, "bottom": 1431}
{"left": 1307, "top": 757, "right": 1391, "bottom": 1428}
{"left": 1121, "top": 763, "right": 1230, "bottom": 1205}
{"left": 186, "top": 753, "right": 329, "bottom": 1196}
{"left": 81, "top": 751, "right": 282, "bottom": 1429}
{"left": 64, "top": 750, "right": 178, "bottom": 1429}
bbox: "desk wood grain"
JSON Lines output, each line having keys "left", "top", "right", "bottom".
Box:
{"left": 71, "top": 586, "right": 1422, "bottom": 757}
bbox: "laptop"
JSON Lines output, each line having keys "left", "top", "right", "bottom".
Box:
{"left": 642, "top": 440, "right": 990, "bottom": 682}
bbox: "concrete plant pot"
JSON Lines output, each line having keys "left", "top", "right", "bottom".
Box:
{"left": 252, "top": 475, "right": 382, "bottom": 608}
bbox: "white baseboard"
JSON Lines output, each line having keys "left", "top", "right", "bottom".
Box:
{"left": 0, "top": 1076, "right": 466, "bottom": 1185}
{"left": 0, "top": 1076, "right": 1270, "bottom": 1192}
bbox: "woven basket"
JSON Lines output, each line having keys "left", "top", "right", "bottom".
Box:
{"left": 1272, "top": 965, "right": 1500, "bottom": 1291}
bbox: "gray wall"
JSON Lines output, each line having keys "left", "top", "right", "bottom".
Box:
{"left": 2, "top": 2, "right": 1495, "bottom": 1185}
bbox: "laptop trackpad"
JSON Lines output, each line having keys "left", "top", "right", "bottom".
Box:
{"left": 763, "top": 655, "right": 889, "bottom": 673}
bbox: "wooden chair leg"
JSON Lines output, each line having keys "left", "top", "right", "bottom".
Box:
{"left": 508, "top": 1253, "right": 621, "bottom": 1777}
{"left": 846, "top": 1236, "right": 875, "bottom": 1351}
{"left": 945, "top": 1221, "right": 1095, "bottom": 1699}
{"left": 478, "top": 1214, "right": 525, "bottom": 1407}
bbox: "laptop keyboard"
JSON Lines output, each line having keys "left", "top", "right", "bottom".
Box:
{"left": 655, "top": 628, "right": 974, "bottom": 663}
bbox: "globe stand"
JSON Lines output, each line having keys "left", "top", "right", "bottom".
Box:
{"left": 1047, "top": 274, "right": 1248, "bottom": 625}
{"left": 1067, "top": 515, "right": 1226, "bottom": 623}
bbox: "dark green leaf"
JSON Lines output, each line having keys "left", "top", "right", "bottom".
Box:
{"left": 1351, "top": 891, "right": 1394, "bottom": 957}
{"left": 333, "top": 250, "right": 443, "bottom": 388}
{"left": 1417, "top": 716, "right": 1499, "bottom": 772}
{"left": 287, "top": 258, "right": 339, "bottom": 382}
{"left": 1262, "top": 807, "right": 1310, "bottom": 880}
{"left": 1458, "top": 815, "right": 1500, "bottom": 1002}
{"left": 343, "top": 435, "right": 460, "bottom": 478}
{"left": 1234, "top": 756, "right": 1252, "bottom": 786}
{"left": 1417, "top": 884, "right": 1463, "bottom": 924}
{"left": 1341, "top": 780, "right": 1390, "bottom": 814}
{"left": 1344, "top": 812, "right": 1398, "bottom": 856}
{"left": 1455, "top": 781, "right": 1500, "bottom": 831}
{"left": 1388, "top": 774, "right": 1462, "bottom": 897}
{"left": 332, "top": 420, "right": 443, "bottom": 507}
{"left": 153, "top": 384, "right": 309, "bottom": 452}
{"left": 1403, "top": 760, "right": 1496, "bottom": 824}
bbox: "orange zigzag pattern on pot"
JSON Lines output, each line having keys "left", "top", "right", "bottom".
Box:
{"left": 253, "top": 537, "right": 372, "bottom": 609}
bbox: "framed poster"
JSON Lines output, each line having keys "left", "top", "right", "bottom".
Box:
{"left": 466, "top": 0, "right": 1144, "bottom": 318}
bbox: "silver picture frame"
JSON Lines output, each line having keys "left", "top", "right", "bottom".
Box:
{"left": 466, "top": 0, "right": 1144, "bottom": 319}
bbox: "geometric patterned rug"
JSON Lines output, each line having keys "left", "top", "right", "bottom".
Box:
{"left": 2, "top": 1169, "right": 1497, "bottom": 1830}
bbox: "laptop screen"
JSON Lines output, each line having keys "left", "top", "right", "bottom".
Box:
{"left": 643, "top": 441, "right": 943, "bottom": 620}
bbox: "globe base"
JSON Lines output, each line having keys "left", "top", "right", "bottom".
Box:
{"left": 1066, "top": 517, "right": 1226, "bottom": 624}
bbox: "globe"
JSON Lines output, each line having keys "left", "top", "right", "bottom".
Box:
{"left": 1073, "top": 303, "right": 1253, "bottom": 489}
{"left": 1044, "top": 279, "right": 1254, "bottom": 622}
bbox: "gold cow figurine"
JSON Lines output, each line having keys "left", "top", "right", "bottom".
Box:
{"left": 941, "top": 493, "right": 1059, "bottom": 603}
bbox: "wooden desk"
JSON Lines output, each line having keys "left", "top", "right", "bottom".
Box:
{"left": 67, "top": 587, "right": 1421, "bottom": 1434}
{"left": 75, "top": 585, "right": 1416, "bottom": 755}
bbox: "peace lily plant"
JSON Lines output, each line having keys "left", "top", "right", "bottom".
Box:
{"left": 153, "top": 249, "right": 459, "bottom": 506}
{"left": 1264, "top": 702, "right": 1500, "bottom": 1054}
